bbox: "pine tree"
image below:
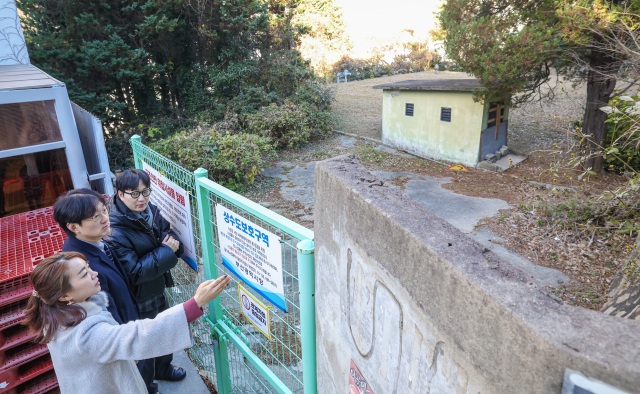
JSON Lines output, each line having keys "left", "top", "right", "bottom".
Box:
{"left": 438, "top": 0, "right": 640, "bottom": 173}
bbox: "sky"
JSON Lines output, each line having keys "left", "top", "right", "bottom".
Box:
{"left": 334, "top": 0, "right": 444, "bottom": 57}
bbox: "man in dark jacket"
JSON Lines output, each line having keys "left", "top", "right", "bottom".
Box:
{"left": 54, "top": 189, "right": 140, "bottom": 325}
{"left": 105, "top": 169, "right": 186, "bottom": 393}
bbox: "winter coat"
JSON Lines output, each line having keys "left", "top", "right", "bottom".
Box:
{"left": 62, "top": 236, "right": 140, "bottom": 324}
{"left": 47, "top": 292, "right": 192, "bottom": 394}
{"left": 105, "top": 197, "right": 184, "bottom": 307}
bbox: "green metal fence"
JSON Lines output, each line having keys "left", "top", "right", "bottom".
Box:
{"left": 130, "top": 135, "right": 316, "bottom": 394}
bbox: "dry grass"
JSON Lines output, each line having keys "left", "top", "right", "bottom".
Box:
{"left": 254, "top": 320, "right": 302, "bottom": 367}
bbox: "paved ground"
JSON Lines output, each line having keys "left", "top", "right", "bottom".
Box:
{"left": 261, "top": 136, "right": 570, "bottom": 286}
{"left": 371, "top": 171, "right": 511, "bottom": 233}
{"left": 157, "top": 351, "right": 210, "bottom": 394}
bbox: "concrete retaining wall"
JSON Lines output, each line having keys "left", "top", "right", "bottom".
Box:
{"left": 314, "top": 155, "right": 640, "bottom": 394}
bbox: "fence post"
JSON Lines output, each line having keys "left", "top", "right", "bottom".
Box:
{"left": 297, "top": 239, "right": 317, "bottom": 394}
{"left": 194, "top": 168, "right": 233, "bottom": 394}
{"left": 130, "top": 134, "right": 143, "bottom": 170}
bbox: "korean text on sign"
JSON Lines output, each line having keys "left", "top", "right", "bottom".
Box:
{"left": 238, "top": 284, "right": 273, "bottom": 341}
{"left": 215, "top": 204, "right": 287, "bottom": 312}
{"left": 142, "top": 161, "right": 197, "bottom": 271}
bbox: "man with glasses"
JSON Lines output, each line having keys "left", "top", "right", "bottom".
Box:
{"left": 105, "top": 169, "right": 185, "bottom": 394}
{"left": 53, "top": 189, "right": 141, "bottom": 325}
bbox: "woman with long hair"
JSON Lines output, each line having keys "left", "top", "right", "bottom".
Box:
{"left": 23, "top": 251, "right": 231, "bottom": 394}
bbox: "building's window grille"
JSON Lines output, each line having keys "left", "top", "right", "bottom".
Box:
{"left": 405, "top": 103, "right": 414, "bottom": 116}
{"left": 441, "top": 107, "right": 451, "bottom": 122}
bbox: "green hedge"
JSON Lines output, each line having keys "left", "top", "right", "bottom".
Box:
{"left": 151, "top": 129, "right": 275, "bottom": 191}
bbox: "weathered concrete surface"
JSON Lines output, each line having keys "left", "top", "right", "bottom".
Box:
{"left": 314, "top": 154, "right": 640, "bottom": 394}
{"left": 372, "top": 171, "right": 511, "bottom": 234}
{"left": 469, "top": 228, "right": 571, "bottom": 287}
{"left": 265, "top": 163, "right": 567, "bottom": 285}
{"left": 337, "top": 135, "right": 357, "bottom": 148}
{"left": 477, "top": 154, "right": 527, "bottom": 173}
{"left": 262, "top": 161, "right": 316, "bottom": 210}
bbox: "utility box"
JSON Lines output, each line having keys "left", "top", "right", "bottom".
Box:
{"left": 373, "top": 79, "right": 509, "bottom": 166}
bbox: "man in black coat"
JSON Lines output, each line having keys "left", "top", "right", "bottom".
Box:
{"left": 105, "top": 169, "right": 186, "bottom": 393}
{"left": 53, "top": 189, "right": 140, "bottom": 325}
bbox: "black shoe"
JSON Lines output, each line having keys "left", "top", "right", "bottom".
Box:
{"left": 158, "top": 366, "right": 186, "bottom": 382}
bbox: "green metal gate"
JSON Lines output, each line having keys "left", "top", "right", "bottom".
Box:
{"left": 129, "top": 135, "right": 316, "bottom": 394}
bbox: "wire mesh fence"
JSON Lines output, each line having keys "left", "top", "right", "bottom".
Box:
{"left": 130, "top": 136, "right": 315, "bottom": 394}
{"left": 129, "top": 136, "right": 218, "bottom": 382}
{"left": 203, "top": 192, "right": 305, "bottom": 393}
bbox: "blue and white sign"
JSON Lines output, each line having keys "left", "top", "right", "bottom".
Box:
{"left": 215, "top": 204, "right": 287, "bottom": 312}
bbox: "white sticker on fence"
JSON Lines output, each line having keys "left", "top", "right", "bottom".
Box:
{"left": 239, "top": 283, "right": 273, "bottom": 341}
{"left": 142, "top": 161, "right": 197, "bottom": 271}
{"left": 215, "top": 204, "right": 287, "bottom": 312}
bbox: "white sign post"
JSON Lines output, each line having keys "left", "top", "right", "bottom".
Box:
{"left": 239, "top": 284, "right": 273, "bottom": 341}
{"left": 141, "top": 161, "right": 198, "bottom": 271}
{"left": 215, "top": 204, "right": 287, "bottom": 312}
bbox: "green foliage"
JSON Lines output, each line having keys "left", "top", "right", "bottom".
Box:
{"left": 294, "top": 0, "right": 351, "bottom": 77}
{"left": 151, "top": 129, "right": 275, "bottom": 191}
{"left": 438, "top": 0, "right": 558, "bottom": 103}
{"left": 602, "top": 95, "right": 640, "bottom": 173}
{"left": 355, "top": 146, "right": 386, "bottom": 163}
{"left": 244, "top": 103, "right": 336, "bottom": 148}
{"left": 105, "top": 121, "right": 191, "bottom": 171}
{"left": 17, "top": 0, "right": 330, "bottom": 125}
{"left": 332, "top": 56, "right": 393, "bottom": 81}
{"left": 18, "top": 0, "right": 342, "bottom": 189}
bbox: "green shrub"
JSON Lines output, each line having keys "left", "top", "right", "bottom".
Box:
{"left": 244, "top": 104, "right": 336, "bottom": 148}
{"left": 332, "top": 55, "right": 392, "bottom": 81}
{"left": 151, "top": 128, "right": 275, "bottom": 191}
{"left": 603, "top": 95, "right": 640, "bottom": 173}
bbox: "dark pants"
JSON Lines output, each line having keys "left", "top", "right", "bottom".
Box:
{"left": 139, "top": 295, "right": 174, "bottom": 394}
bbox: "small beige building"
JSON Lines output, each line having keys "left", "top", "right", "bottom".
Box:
{"left": 373, "top": 79, "right": 509, "bottom": 166}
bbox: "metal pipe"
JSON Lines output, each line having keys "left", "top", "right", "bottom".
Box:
{"left": 130, "top": 135, "right": 143, "bottom": 169}
{"left": 194, "top": 168, "right": 233, "bottom": 394}
{"left": 297, "top": 239, "right": 317, "bottom": 394}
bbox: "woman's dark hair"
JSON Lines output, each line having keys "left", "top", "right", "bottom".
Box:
{"left": 115, "top": 169, "right": 150, "bottom": 193}
{"left": 53, "top": 189, "right": 107, "bottom": 238}
{"left": 23, "top": 252, "right": 88, "bottom": 343}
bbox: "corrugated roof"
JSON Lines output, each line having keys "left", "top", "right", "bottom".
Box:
{"left": 0, "top": 64, "right": 61, "bottom": 91}
{"left": 372, "top": 79, "right": 481, "bottom": 92}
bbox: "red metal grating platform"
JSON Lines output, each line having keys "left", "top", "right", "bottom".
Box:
{"left": 14, "top": 369, "right": 57, "bottom": 394}
{"left": 0, "top": 354, "right": 54, "bottom": 393}
{"left": 0, "top": 325, "right": 38, "bottom": 355}
{"left": 0, "top": 208, "right": 62, "bottom": 394}
{"left": 0, "top": 301, "right": 28, "bottom": 332}
{"left": 0, "top": 207, "right": 66, "bottom": 284}
{"left": 0, "top": 342, "right": 49, "bottom": 373}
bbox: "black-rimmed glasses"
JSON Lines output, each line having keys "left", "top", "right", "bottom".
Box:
{"left": 123, "top": 189, "right": 152, "bottom": 199}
